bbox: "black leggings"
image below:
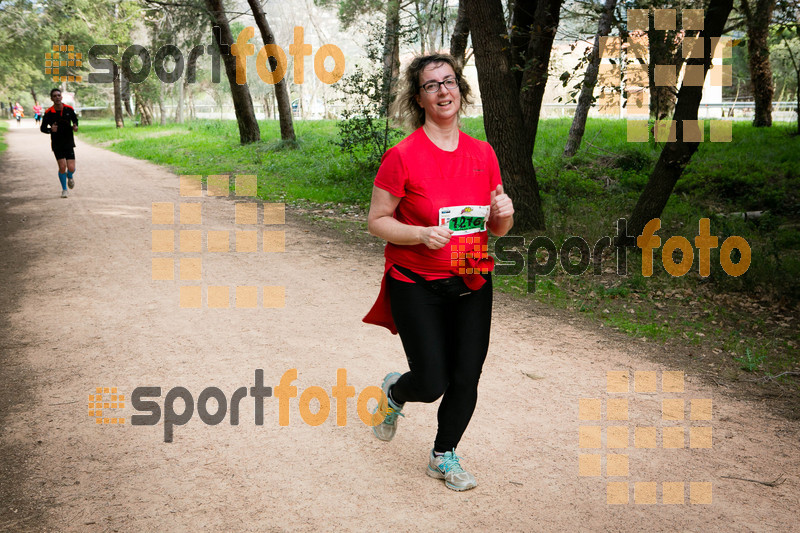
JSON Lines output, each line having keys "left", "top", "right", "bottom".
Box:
{"left": 388, "top": 274, "right": 492, "bottom": 452}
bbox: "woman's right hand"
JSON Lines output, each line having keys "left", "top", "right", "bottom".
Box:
{"left": 50, "top": 123, "right": 58, "bottom": 132}
{"left": 419, "top": 226, "right": 453, "bottom": 249}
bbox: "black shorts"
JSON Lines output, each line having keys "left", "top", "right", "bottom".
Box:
{"left": 53, "top": 148, "right": 75, "bottom": 160}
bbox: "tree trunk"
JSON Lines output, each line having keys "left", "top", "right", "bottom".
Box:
{"left": 518, "top": 0, "right": 564, "bottom": 148}
{"left": 792, "top": 46, "right": 800, "bottom": 135}
{"left": 137, "top": 96, "right": 153, "bottom": 126}
{"left": 796, "top": 65, "right": 800, "bottom": 136}
{"left": 159, "top": 83, "right": 166, "bottom": 126}
{"left": 381, "top": 0, "right": 401, "bottom": 115}
{"left": 625, "top": 0, "right": 734, "bottom": 240}
{"left": 465, "top": 0, "right": 547, "bottom": 230}
{"left": 205, "top": 0, "right": 261, "bottom": 144}
{"left": 247, "top": 0, "right": 296, "bottom": 141}
{"left": 177, "top": 79, "right": 185, "bottom": 124}
{"left": 120, "top": 70, "right": 134, "bottom": 117}
{"left": 30, "top": 87, "right": 37, "bottom": 104}
{"left": 449, "top": 0, "right": 469, "bottom": 65}
{"left": 563, "top": 0, "right": 617, "bottom": 157}
{"left": 137, "top": 98, "right": 152, "bottom": 126}
{"left": 113, "top": 63, "right": 124, "bottom": 128}
{"left": 509, "top": 0, "right": 535, "bottom": 91}
{"left": 741, "top": 0, "right": 776, "bottom": 127}
{"left": 647, "top": 31, "right": 674, "bottom": 119}
{"left": 414, "top": 0, "right": 425, "bottom": 54}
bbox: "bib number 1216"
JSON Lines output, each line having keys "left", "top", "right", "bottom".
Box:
{"left": 438, "top": 205, "right": 489, "bottom": 236}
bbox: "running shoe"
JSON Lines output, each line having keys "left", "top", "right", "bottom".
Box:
{"left": 371, "top": 372, "right": 404, "bottom": 441}
{"left": 426, "top": 449, "right": 477, "bottom": 491}
{"left": 61, "top": 190, "right": 68, "bottom": 198}
{"left": 67, "top": 178, "right": 74, "bottom": 189}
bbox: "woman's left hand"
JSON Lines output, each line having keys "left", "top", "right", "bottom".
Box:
{"left": 490, "top": 184, "right": 514, "bottom": 221}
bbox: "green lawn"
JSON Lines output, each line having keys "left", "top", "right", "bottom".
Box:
{"left": 79, "top": 119, "right": 369, "bottom": 205}
{"left": 0, "top": 120, "right": 8, "bottom": 154}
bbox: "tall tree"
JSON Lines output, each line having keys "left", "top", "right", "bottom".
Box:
{"left": 203, "top": 0, "right": 261, "bottom": 143}
{"left": 317, "top": 0, "right": 403, "bottom": 116}
{"left": 409, "top": 0, "right": 453, "bottom": 53}
{"left": 645, "top": 3, "right": 683, "bottom": 119}
{"left": 560, "top": 0, "right": 704, "bottom": 122}
{"left": 465, "top": 0, "right": 565, "bottom": 230}
{"left": 37, "top": 0, "right": 138, "bottom": 126}
{"left": 320, "top": 0, "right": 460, "bottom": 109}
{"left": 781, "top": 33, "right": 800, "bottom": 134}
{"left": 563, "top": 0, "right": 618, "bottom": 157}
{"left": 246, "top": 0, "right": 296, "bottom": 141}
{"left": 741, "top": 0, "right": 777, "bottom": 127}
{"left": 142, "top": 7, "right": 173, "bottom": 126}
{"left": 97, "top": 1, "right": 139, "bottom": 125}
{"left": 120, "top": 72, "right": 134, "bottom": 118}
{"left": 0, "top": 0, "right": 49, "bottom": 101}
{"left": 774, "top": 0, "right": 800, "bottom": 134}
{"left": 449, "top": 0, "right": 469, "bottom": 64}
{"left": 113, "top": 63, "right": 125, "bottom": 127}
{"left": 625, "top": 0, "right": 735, "bottom": 239}
{"left": 143, "top": 0, "right": 209, "bottom": 124}
{"left": 381, "top": 0, "right": 401, "bottom": 113}
{"left": 88, "top": 0, "right": 139, "bottom": 126}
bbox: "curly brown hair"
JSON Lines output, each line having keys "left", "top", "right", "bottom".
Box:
{"left": 393, "top": 53, "right": 472, "bottom": 131}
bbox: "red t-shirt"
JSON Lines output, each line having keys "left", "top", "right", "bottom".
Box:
{"left": 376, "top": 127, "right": 502, "bottom": 279}
{"left": 363, "top": 127, "right": 502, "bottom": 333}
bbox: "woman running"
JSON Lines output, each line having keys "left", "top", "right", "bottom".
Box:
{"left": 364, "top": 53, "right": 514, "bottom": 491}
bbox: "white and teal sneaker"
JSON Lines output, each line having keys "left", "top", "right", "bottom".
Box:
{"left": 371, "top": 372, "right": 404, "bottom": 441}
{"left": 426, "top": 449, "right": 477, "bottom": 491}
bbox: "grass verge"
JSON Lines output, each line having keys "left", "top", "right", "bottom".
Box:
{"left": 0, "top": 120, "right": 8, "bottom": 154}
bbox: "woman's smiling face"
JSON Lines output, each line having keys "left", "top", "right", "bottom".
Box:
{"left": 415, "top": 62, "right": 461, "bottom": 125}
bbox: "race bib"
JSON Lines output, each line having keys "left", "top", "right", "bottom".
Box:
{"left": 439, "top": 205, "right": 489, "bottom": 236}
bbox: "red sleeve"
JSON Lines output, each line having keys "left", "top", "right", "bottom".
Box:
{"left": 374, "top": 147, "right": 407, "bottom": 198}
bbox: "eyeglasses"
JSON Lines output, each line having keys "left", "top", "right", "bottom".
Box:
{"left": 420, "top": 77, "right": 459, "bottom": 94}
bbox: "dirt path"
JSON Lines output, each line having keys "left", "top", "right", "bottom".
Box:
{"left": 1, "top": 119, "right": 798, "bottom": 532}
